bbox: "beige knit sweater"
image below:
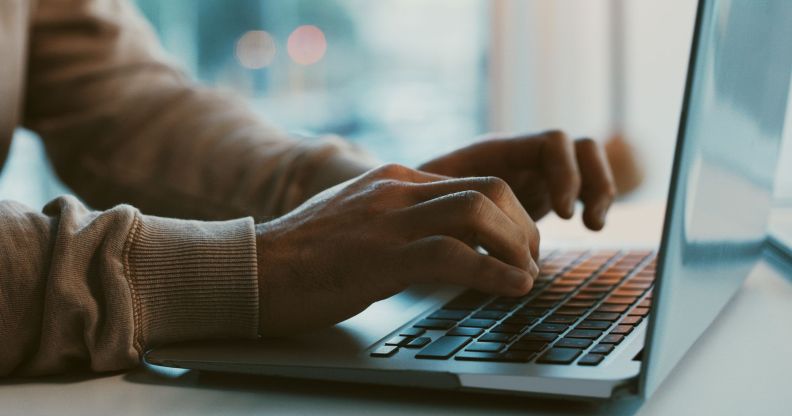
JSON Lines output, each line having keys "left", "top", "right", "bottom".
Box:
{"left": 0, "top": 0, "right": 370, "bottom": 376}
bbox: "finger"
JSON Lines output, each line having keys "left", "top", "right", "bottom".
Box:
{"left": 407, "top": 177, "right": 540, "bottom": 261}
{"left": 364, "top": 163, "right": 450, "bottom": 184}
{"left": 398, "top": 236, "right": 536, "bottom": 296}
{"left": 574, "top": 138, "right": 617, "bottom": 230}
{"left": 538, "top": 130, "right": 581, "bottom": 219}
{"left": 399, "top": 190, "right": 534, "bottom": 270}
{"left": 510, "top": 171, "right": 554, "bottom": 220}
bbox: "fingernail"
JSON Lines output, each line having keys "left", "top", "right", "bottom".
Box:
{"left": 528, "top": 259, "right": 540, "bottom": 277}
{"left": 564, "top": 195, "right": 576, "bottom": 217}
{"left": 598, "top": 208, "right": 607, "bottom": 226}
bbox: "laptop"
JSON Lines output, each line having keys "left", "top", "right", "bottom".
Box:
{"left": 768, "top": 207, "right": 792, "bottom": 264}
{"left": 146, "top": 0, "right": 792, "bottom": 400}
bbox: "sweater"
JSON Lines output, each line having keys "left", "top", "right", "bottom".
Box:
{"left": 0, "top": 0, "right": 370, "bottom": 375}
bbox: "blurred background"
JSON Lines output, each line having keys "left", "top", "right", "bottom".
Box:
{"left": 1, "top": 0, "right": 790, "bottom": 218}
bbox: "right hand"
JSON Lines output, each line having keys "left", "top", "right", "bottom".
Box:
{"left": 255, "top": 163, "right": 540, "bottom": 336}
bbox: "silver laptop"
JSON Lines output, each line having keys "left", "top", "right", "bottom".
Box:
{"left": 768, "top": 208, "right": 792, "bottom": 264}
{"left": 146, "top": 0, "right": 792, "bottom": 400}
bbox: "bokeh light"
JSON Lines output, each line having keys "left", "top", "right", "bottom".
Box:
{"left": 235, "top": 30, "right": 277, "bottom": 69}
{"left": 287, "top": 25, "right": 327, "bottom": 66}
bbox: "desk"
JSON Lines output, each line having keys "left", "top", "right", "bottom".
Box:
{"left": 2, "top": 203, "right": 791, "bottom": 416}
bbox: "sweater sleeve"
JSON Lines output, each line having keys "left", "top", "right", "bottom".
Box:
{"left": 23, "top": 0, "right": 376, "bottom": 222}
{"left": 0, "top": 196, "right": 259, "bottom": 376}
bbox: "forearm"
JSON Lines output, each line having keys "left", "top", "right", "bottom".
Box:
{"left": 0, "top": 196, "right": 258, "bottom": 376}
{"left": 24, "top": 0, "right": 377, "bottom": 221}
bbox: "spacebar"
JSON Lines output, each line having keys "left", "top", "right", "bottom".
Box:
{"left": 415, "top": 336, "right": 470, "bottom": 359}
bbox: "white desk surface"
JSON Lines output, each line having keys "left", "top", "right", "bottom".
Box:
{"left": 2, "top": 202, "right": 791, "bottom": 416}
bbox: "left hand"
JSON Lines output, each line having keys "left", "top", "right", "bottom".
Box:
{"left": 418, "top": 130, "right": 616, "bottom": 231}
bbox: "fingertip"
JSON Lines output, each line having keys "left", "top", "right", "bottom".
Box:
{"left": 554, "top": 195, "right": 575, "bottom": 219}
{"left": 505, "top": 268, "right": 533, "bottom": 295}
{"left": 583, "top": 205, "right": 607, "bottom": 231}
{"left": 528, "top": 258, "right": 540, "bottom": 278}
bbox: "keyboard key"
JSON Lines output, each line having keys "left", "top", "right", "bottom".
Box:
{"left": 399, "top": 328, "right": 426, "bottom": 337}
{"left": 580, "top": 287, "right": 610, "bottom": 294}
{"left": 370, "top": 345, "right": 399, "bottom": 357}
{"left": 557, "top": 278, "right": 585, "bottom": 285}
{"left": 576, "top": 320, "right": 611, "bottom": 330}
{"left": 385, "top": 335, "right": 411, "bottom": 346}
{"left": 443, "top": 291, "right": 491, "bottom": 310}
{"left": 600, "top": 334, "right": 625, "bottom": 344}
{"left": 519, "top": 332, "right": 558, "bottom": 342}
{"left": 578, "top": 353, "right": 605, "bottom": 366}
{"left": 455, "top": 351, "right": 502, "bottom": 361}
{"left": 555, "top": 338, "right": 593, "bottom": 349}
{"left": 628, "top": 307, "right": 650, "bottom": 317}
{"left": 588, "top": 312, "right": 620, "bottom": 321}
{"left": 614, "top": 289, "right": 645, "bottom": 297}
{"left": 610, "top": 325, "right": 633, "bottom": 335}
{"left": 491, "top": 323, "right": 526, "bottom": 334}
{"left": 503, "top": 315, "right": 538, "bottom": 325}
{"left": 404, "top": 336, "right": 432, "bottom": 349}
{"left": 414, "top": 319, "right": 455, "bottom": 330}
{"left": 591, "top": 344, "right": 614, "bottom": 354}
{"left": 472, "top": 310, "right": 507, "bottom": 320}
{"left": 623, "top": 282, "right": 652, "bottom": 290}
{"left": 533, "top": 323, "right": 568, "bottom": 333}
{"left": 480, "top": 333, "right": 514, "bottom": 343}
{"left": 509, "top": 340, "right": 548, "bottom": 352}
{"left": 399, "top": 327, "right": 425, "bottom": 337}
{"left": 604, "top": 296, "right": 638, "bottom": 305}
{"left": 566, "top": 329, "right": 603, "bottom": 339}
{"left": 429, "top": 310, "right": 470, "bottom": 321}
{"left": 538, "top": 347, "right": 583, "bottom": 364}
{"left": 638, "top": 299, "right": 652, "bottom": 308}
{"left": 466, "top": 342, "right": 505, "bottom": 353}
{"left": 620, "top": 316, "right": 642, "bottom": 325}
{"left": 555, "top": 307, "right": 587, "bottom": 316}
{"left": 544, "top": 315, "right": 578, "bottom": 324}
{"left": 459, "top": 318, "right": 497, "bottom": 328}
{"left": 516, "top": 307, "right": 550, "bottom": 317}
{"left": 498, "top": 351, "right": 537, "bottom": 362}
{"left": 483, "top": 303, "right": 518, "bottom": 311}
{"left": 527, "top": 300, "right": 558, "bottom": 308}
{"left": 564, "top": 300, "right": 596, "bottom": 308}
{"left": 447, "top": 327, "right": 484, "bottom": 337}
{"left": 596, "top": 304, "right": 629, "bottom": 313}
{"left": 536, "top": 293, "right": 566, "bottom": 301}
{"left": 416, "top": 336, "right": 471, "bottom": 359}
{"left": 545, "top": 285, "right": 577, "bottom": 294}
{"left": 572, "top": 293, "right": 604, "bottom": 300}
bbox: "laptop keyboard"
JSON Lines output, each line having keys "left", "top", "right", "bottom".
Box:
{"left": 370, "top": 249, "right": 656, "bottom": 366}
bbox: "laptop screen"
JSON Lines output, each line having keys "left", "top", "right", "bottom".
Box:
{"left": 641, "top": 0, "right": 792, "bottom": 397}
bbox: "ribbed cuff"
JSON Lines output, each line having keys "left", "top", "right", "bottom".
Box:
{"left": 123, "top": 214, "right": 259, "bottom": 350}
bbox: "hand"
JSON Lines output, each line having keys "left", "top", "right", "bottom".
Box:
{"left": 419, "top": 130, "right": 617, "bottom": 230}
{"left": 255, "top": 164, "right": 540, "bottom": 335}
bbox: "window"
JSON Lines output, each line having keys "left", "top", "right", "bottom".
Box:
{"left": 135, "top": 0, "right": 489, "bottom": 165}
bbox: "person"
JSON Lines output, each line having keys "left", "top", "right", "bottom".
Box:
{"left": 0, "top": 0, "right": 616, "bottom": 376}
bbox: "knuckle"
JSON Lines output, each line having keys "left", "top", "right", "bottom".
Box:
{"left": 480, "top": 176, "right": 509, "bottom": 199}
{"left": 456, "top": 190, "right": 487, "bottom": 216}
{"left": 544, "top": 129, "right": 568, "bottom": 143}
{"left": 368, "top": 178, "right": 402, "bottom": 193}
{"left": 371, "top": 163, "right": 411, "bottom": 179}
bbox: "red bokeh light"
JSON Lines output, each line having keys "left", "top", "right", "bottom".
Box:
{"left": 287, "top": 25, "right": 327, "bottom": 66}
